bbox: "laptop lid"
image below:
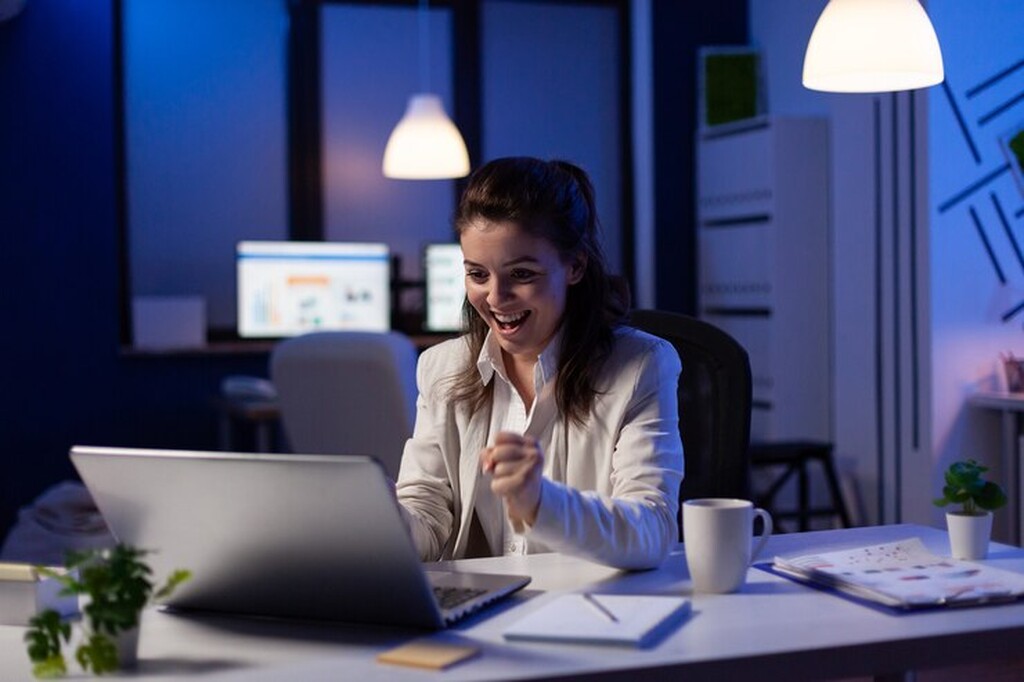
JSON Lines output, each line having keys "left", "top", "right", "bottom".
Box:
{"left": 69, "top": 446, "right": 528, "bottom": 629}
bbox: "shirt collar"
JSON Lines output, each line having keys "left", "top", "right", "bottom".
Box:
{"left": 475, "top": 326, "right": 564, "bottom": 391}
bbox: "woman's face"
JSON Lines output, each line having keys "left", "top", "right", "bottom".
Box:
{"left": 460, "top": 220, "right": 583, "bottom": 362}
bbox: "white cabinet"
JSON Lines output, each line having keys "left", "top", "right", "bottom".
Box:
{"left": 697, "top": 117, "right": 830, "bottom": 441}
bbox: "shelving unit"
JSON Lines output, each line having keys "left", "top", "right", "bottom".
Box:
{"left": 697, "top": 116, "right": 830, "bottom": 441}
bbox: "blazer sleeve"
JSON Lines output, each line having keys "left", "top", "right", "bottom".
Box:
{"left": 526, "top": 337, "right": 684, "bottom": 570}
{"left": 395, "top": 345, "right": 457, "bottom": 561}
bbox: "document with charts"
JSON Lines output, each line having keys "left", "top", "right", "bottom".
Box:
{"left": 772, "top": 538, "right": 1024, "bottom": 610}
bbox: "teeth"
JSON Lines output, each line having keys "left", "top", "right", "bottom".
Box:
{"left": 493, "top": 311, "right": 527, "bottom": 324}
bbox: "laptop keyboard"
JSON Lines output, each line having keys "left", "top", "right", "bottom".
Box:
{"left": 433, "top": 585, "right": 488, "bottom": 610}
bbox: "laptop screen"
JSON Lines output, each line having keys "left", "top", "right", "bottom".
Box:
{"left": 70, "top": 446, "right": 529, "bottom": 627}
{"left": 236, "top": 241, "right": 391, "bottom": 338}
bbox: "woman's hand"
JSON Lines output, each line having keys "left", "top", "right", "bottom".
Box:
{"left": 481, "top": 432, "right": 544, "bottom": 528}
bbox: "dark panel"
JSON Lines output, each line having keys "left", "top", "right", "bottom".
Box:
{"left": 287, "top": 0, "right": 324, "bottom": 241}
{"left": 452, "top": 0, "right": 481, "bottom": 203}
{"left": 616, "top": 0, "right": 635, "bottom": 293}
{"left": 651, "top": 0, "right": 748, "bottom": 313}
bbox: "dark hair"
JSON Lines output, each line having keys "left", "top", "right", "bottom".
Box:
{"left": 448, "top": 157, "right": 628, "bottom": 425}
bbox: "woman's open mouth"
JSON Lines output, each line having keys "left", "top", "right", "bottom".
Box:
{"left": 492, "top": 310, "right": 530, "bottom": 333}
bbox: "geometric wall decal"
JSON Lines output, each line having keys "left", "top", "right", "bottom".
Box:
{"left": 965, "top": 57, "right": 1024, "bottom": 100}
{"left": 979, "top": 90, "right": 1024, "bottom": 127}
{"left": 937, "top": 56, "right": 1024, "bottom": 327}
{"left": 937, "top": 162, "right": 1009, "bottom": 213}
{"left": 968, "top": 204, "right": 1005, "bottom": 284}
{"left": 941, "top": 81, "right": 981, "bottom": 164}
{"left": 1001, "top": 121, "right": 1024, "bottom": 198}
{"left": 991, "top": 191, "right": 1024, "bottom": 274}
{"left": 1001, "top": 298, "right": 1024, "bottom": 323}
{"left": 970, "top": 56, "right": 1024, "bottom": 126}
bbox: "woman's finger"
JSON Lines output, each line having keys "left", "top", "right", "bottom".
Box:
{"left": 494, "top": 431, "right": 530, "bottom": 446}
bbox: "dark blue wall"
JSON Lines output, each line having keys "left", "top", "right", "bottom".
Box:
{"left": 0, "top": 0, "right": 746, "bottom": 538}
{"left": 0, "top": 0, "right": 266, "bottom": 537}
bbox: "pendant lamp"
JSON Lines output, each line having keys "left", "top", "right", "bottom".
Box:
{"left": 802, "top": 0, "right": 944, "bottom": 93}
{"left": 382, "top": 0, "right": 469, "bottom": 179}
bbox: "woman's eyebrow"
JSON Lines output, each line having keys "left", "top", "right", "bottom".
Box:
{"left": 462, "top": 256, "right": 542, "bottom": 268}
{"left": 503, "top": 256, "right": 542, "bottom": 267}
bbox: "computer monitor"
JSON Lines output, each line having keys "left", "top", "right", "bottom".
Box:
{"left": 424, "top": 243, "right": 466, "bottom": 333}
{"left": 237, "top": 241, "right": 390, "bottom": 338}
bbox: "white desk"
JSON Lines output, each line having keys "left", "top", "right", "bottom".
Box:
{"left": 3, "top": 524, "right": 1024, "bottom": 681}
{"left": 968, "top": 390, "right": 1024, "bottom": 544}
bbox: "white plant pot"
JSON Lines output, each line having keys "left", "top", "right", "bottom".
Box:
{"left": 946, "top": 511, "right": 993, "bottom": 560}
{"left": 114, "top": 625, "right": 140, "bottom": 669}
{"left": 78, "top": 596, "right": 141, "bottom": 670}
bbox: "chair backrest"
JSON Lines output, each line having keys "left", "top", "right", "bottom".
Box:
{"left": 269, "top": 331, "right": 418, "bottom": 479}
{"left": 628, "top": 310, "right": 753, "bottom": 511}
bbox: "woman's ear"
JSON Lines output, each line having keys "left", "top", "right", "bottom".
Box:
{"left": 567, "top": 253, "right": 587, "bottom": 285}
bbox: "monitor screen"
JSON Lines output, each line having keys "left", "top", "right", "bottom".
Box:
{"left": 424, "top": 243, "right": 466, "bottom": 332}
{"left": 237, "top": 241, "right": 391, "bottom": 338}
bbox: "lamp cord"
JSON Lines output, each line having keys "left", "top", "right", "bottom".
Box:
{"left": 418, "top": 0, "right": 430, "bottom": 93}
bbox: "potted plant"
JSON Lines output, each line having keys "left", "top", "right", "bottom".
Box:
{"left": 933, "top": 459, "right": 1008, "bottom": 560}
{"left": 23, "top": 544, "right": 190, "bottom": 678}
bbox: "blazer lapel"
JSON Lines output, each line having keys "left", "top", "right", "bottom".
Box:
{"left": 453, "top": 402, "right": 492, "bottom": 558}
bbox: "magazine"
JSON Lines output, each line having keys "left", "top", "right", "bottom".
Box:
{"left": 771, "top": 538, "right": 1024, "bottom": 610}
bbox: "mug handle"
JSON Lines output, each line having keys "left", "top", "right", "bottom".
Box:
{"left": 750, "top": 507, "right": 774, "bottom": 562}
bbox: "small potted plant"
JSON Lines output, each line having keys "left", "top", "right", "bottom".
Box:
{"left": 23, "top": 544, "right": 190, "bottom": 678}
{"left": 933, "top": 459, "right": 1008, "bottom": 560}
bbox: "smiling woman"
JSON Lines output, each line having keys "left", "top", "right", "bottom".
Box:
{"left": 460, "top": 222, "right": 583, "bottom": 394}
{"left": 395, "top": 157, "right": 684, "bottom": 570}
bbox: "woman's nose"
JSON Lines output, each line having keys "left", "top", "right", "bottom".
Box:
{"left": 487, "top": 278, "right": 512, "bottom": 306}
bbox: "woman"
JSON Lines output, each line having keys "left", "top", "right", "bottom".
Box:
{"left": 396, "top": 157, "right": 683, "bottom": 570}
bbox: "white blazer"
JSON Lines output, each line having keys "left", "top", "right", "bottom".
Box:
{"left": 396, "top": 326, "right": 684, "bottom": 570}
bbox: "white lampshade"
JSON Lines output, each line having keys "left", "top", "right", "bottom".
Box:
{"left": 802, "top": 0, "right": 944, "bottom": 93}
{"left": 382, "top": 94, "right": 470, "bottom": 180}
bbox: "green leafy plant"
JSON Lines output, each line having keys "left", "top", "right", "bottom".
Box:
{"left": 23, "top": 545, "right": 190, "bottom": 678}
{"left": 933, "top": 459, "right": 1008, "bottom": 515}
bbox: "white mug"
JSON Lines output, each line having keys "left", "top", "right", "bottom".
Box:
{"left": 683, "top": 498, "right": 773, "bottom": 594}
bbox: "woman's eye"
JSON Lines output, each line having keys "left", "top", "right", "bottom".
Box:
{"left": 511, "top": 269, "right": 537, "bottom": 281}
{"left": 466, "top": 270, "right": 487, "bottom": 283}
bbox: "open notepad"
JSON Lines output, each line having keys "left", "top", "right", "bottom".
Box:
{"left": 771, "top": 537, "right": 1024, "bottom": 610}
{"left": 503, "top": 594, "right": 690, "bottom": 647}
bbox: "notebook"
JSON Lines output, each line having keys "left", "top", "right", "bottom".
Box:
{"left": 69, "top": 446, "right": 530, "bottom": 629}
{"left": 503, "top": 593, "right": 691, "bottom": 647}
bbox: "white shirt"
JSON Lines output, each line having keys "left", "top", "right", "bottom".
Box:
{"left": 475, "top": 330, "right": 560, "bottom": 555}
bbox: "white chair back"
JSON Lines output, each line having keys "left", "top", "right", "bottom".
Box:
{"left": 270, "top": 331, "right": 417, "bottom": 479}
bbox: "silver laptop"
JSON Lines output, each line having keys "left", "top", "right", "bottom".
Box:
{"left": 69, "top": 446, "right": 530, "bottom": 629}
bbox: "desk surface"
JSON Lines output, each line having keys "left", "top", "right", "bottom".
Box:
{"left": 3, "top": 524, "right": 1024, "bottom": 681}
{"left": 968, "top": 390, "right": 1024, "bottom": 409}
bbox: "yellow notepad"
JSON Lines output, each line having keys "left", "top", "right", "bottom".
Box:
{"left": 377, "top": 639, "right": 480, "bottom": 670}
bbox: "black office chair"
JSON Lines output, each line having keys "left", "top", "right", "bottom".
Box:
{"left": 629, "top": 310, "right": 753, "bottom": 536}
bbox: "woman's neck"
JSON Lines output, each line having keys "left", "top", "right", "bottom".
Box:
{"left": 502, "top": 351, "right": 537, "bottom": 410}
